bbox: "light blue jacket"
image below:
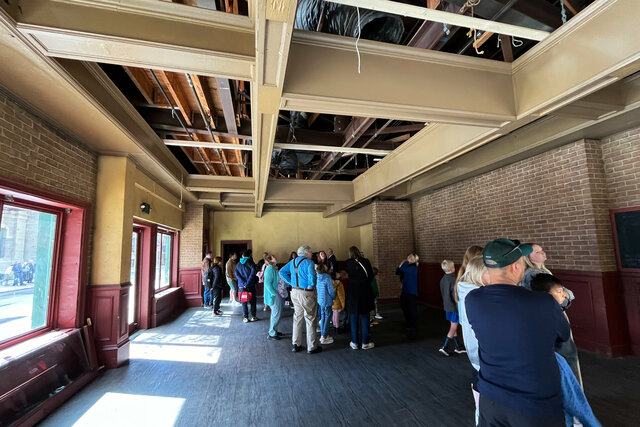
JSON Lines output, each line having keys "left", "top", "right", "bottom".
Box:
{"left": 317, "top": 273, "right": 336, "bottom": 307}
{"left": 279, "top": 256, "right": 317, "bottom": 288}
{"left": 457, "top": 281, "right": 480, "bottom": 371}
{"left": 264, "top": 264, "right": 279, "bottom": 307}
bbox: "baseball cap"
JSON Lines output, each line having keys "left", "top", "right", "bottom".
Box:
{"left": 483, "top": 238, "right": 533, "bottom": 268}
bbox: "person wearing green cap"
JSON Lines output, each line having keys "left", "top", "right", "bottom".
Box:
{"left": 465, "top": 238, "right": 571, "bottom": 427}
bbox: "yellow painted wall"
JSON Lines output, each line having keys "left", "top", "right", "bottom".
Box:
{"left": 92, "top": 156, "right": 136, "bottom": 285}
{"left": 92, "top": 156, "right": 183, "bottom": 285}
{"left": 133, "top": 169, "right": 182, "bottom": 230}
{"left": 212, "top": 211, "right": 361, "bottom": 262}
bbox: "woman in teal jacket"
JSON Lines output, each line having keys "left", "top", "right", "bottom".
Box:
{"left": 264, "top": 254, "right": 283, "bottom": 340}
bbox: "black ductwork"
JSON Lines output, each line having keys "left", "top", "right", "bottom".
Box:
{"left": 295, "top": 0, "right": 404, "bottom": 44}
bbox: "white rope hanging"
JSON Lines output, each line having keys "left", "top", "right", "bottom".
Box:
{"left": 355, "top": 6, "right": 362, "bottom": 74}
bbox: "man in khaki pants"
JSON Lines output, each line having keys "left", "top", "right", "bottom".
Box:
{"left": 279, "top": 245, "right": 321, "bottom": 354}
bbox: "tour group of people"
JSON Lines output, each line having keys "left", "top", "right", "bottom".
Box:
{"left": 201, "top": 246, "right": 382, "bottom": 353}
{"left": 202, "top": 238, "right": 599, "bottom": 426}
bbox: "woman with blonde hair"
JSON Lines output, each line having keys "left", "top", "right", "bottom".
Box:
{"left": 396, "top": 253, "right": 420, "bottom": 335}
{"left": 456, "top": 255, "right": 488, "bottom": 424}
{"left": 520, "top": 244, "right": 552, "bottom": 289}
{"left": 454, "top": 245, "right": 483, "bottom": 302}
{"left": 264, "top": 254, "right": 284, "bottom": 340}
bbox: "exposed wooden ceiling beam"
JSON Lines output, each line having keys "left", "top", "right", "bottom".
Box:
{"left": 564, "top": 0, "right": 580, "bottom": 16}
{"left": 362, "top": 124, "right": 426, "bottom": 136}
{"left": 326, "top": 0, "right": 550, "bottom": 41}
{"left": 309, "top": 117, "right": 376, "bottom": 179}
{"left": 123, "top": 66, "right": 155, "bottom": 105}
{"left": 189, "top": 74, "right": 239, "bottom": 176}
{"left": 498, "top": 34, "right": 513, "bottom": 62}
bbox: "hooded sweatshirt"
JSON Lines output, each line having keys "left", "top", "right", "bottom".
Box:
{"left": 235, "top": 257, "right": 257, "bottom": 289}
{"left": 457, "top": 280, "right": 480, "bottom": 371}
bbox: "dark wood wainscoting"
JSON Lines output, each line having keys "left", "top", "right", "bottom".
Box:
{"left": 179, "top": 267, "right": 202, "bottom": 307}
{"left": 87, "top": 283, "right": 130, "bottom": 369}
{"left": 152, "top": 287, "right": 185, "bottom": 328}
{"left": 620, "top": 270, "right": 640, "bottom": 355}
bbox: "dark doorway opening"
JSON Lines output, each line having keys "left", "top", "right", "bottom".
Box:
{"left": 221, "top": 240, "right": 252, "bottom": 297}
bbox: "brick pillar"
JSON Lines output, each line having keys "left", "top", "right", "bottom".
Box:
{"left": 371, "top": 201, "right": 414, "bottom": 300}
{"left": 178, "top": 203, "right": 205, "bottom": 307}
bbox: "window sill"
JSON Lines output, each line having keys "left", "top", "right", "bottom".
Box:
{"left": 0, "top": 329, "right": 75, "bottom": 367}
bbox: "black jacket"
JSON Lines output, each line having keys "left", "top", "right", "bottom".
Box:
{"left": 345, "top": 257, "right": 375, "bottom": 315}
{"left": 209, "top": 264, "right": 225, "bottom": 289}
{"left": 327, "top": 254, "right": 338, "bottom": 273}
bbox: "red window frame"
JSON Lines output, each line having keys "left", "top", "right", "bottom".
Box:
{"left": 154, "top": 228, "right": 176, "bottom": 293}
{"left": 0, "top": 176, "right": 91, "bottom": 351}
{"left": 0, "top": 198, "right": 63, "bottom": 348}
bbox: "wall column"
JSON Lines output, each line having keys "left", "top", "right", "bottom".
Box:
{"left": 371, "top": 201, "right": 415, "bottom": 301}
{"left": 88, "top": 156, "right": 136, "bottom": 368}
{"left": 178, "top": 203, "right": 205, "bottom": 307}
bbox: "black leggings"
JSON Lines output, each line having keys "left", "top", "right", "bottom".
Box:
{"left": 400, "top": 293, "right": 417, "bottom": 329}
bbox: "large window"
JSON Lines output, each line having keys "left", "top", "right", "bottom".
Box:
{"left": 0, "top": 203, "right": 58, "bottom": 343}
{"left": 154, "top": 231, "right": 173, "bottom": 291}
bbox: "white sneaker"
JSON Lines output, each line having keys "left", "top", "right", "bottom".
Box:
{"left": 374, "top": 314, "right": 383, "bottom": 320}
{"left": 349, "top": 342, "right": 358, "bottom": 350}
{"left": 320, "top": 336, "right": 334, "bottom": 345}
{"left": 362, "top": 342, "right": 375, "bottom": 350}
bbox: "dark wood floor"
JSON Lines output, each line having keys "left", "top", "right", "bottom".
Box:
{"left": 39, "top": 300, "right": 640, "bottom": 427}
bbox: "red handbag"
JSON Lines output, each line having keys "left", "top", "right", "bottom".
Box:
{"left": 239, "top": 291, "right": 253, "bottom": 302}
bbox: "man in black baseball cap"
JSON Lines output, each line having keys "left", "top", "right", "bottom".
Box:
{"left": 466, "top": 238, "right": 570, "bottom": 426}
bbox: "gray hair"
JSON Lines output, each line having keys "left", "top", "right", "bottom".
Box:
{"left": 297, "top": 245, "right": 311, "bottom": 256}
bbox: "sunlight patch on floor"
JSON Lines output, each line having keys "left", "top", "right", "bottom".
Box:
{"left": 130, "top": 343, "right": 222, "bottom": 364}
{"left": 72, "top": 393, "right": 185, "bottom": 427}
{"left": 133, "top": 333, "right": 221, "bottom": 346}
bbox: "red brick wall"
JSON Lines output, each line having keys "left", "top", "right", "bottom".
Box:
{"left": 0, "top": 91, "right": 97, "bottom": 203}
{"left": 412, "top": 139, "right": 616, "bottom": 272}
{"left": 179, "top": 203, "right": 205, "bottom": 269}
{"left": 601, "top": 127, "right": 640, "bottom": 210}
{"left": 371, "top": 201, "right": 414, "bottom": 299}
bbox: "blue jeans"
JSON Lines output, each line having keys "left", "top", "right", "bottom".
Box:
{"left": 268, "top": 295, "right": 283, "bottom": 337}
{"left": 350, "top": 314, "right": 370, "bottom": 345}
{"left": 203, "top": 286, "right": 212, "bottom": 306}
{"left": 320, "top": 306, "right": 332, "bottom": 337}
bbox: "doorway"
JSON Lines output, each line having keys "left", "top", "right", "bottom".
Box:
{"left": 221, "top": 241, "right": 251, "bottom": 297}
{"left": 128, "top": 227, "right": 143, "bottom": 334}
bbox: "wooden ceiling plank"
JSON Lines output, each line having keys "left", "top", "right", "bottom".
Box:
{"left": 498, "top": 34, "right": 513, "bottom": 63}
{"left": 123, "top": 66, "right": 155, "bottom": 105}
{"left": 564, "top": 0, "right": 579, "bottom": 16}
{"left": 155, "top": 70, "right": 193, "bottom": 126}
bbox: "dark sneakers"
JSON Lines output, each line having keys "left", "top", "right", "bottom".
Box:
{"left": 307, "top": 346, "right": 323, "bottom": 355}
{"left": 291, "top": 344, "right": 303, "bottom": 353}
{"left": 267, "top": 334, "right": 280, "bottom": 341}
{"left": 276, "top": 332, "right": 284, "bottom": 337}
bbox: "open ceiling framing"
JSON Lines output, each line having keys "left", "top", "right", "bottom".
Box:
{"left": 0, "top": 0, "right": 638, "bottom": 216}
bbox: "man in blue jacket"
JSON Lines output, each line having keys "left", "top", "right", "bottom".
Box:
{"left": 466, "top": 238, "right": 570, "bottom": 427}
{"left": 235, "top": 250, "right": 258, "bottom": 323}
{"left": 279, "top": 245, "right": 321, "bottom": 354}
